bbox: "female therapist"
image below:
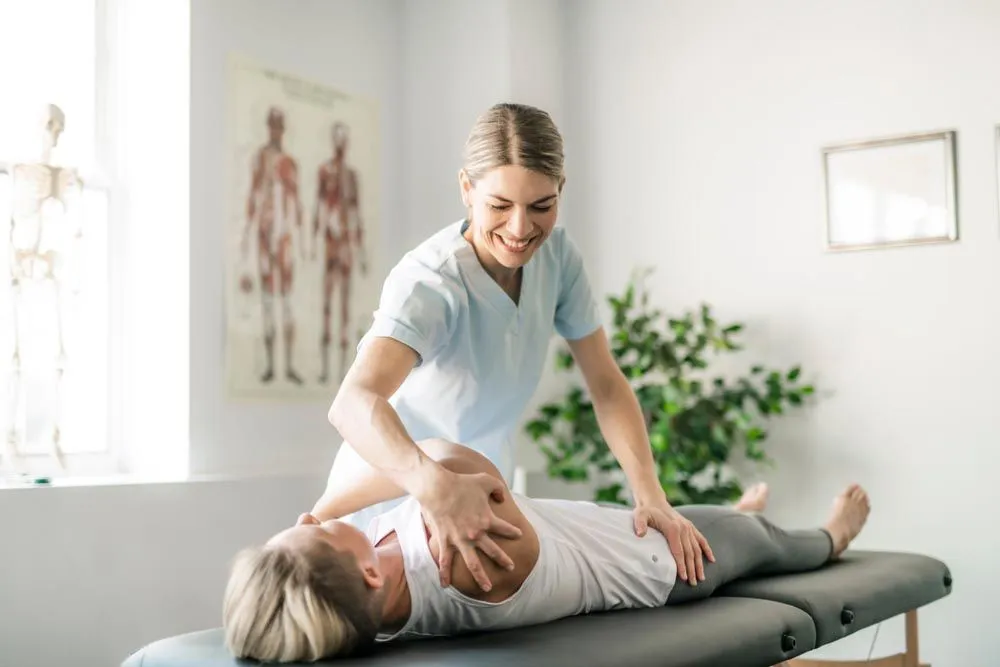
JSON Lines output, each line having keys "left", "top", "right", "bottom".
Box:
{"left": 317, "top": 102, "right": 714, "bottom": 594}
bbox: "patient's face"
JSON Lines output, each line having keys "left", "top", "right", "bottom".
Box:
{"left": 269, "top": 514, "right": 377, "bottom": 572}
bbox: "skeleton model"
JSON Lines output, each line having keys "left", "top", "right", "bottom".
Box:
{"left": 2, "top": 104, "right": 83, "bottom": 473}
{"left": 241, "top": 107, "right": 305, "bottom": 385}
{"left": 313, "top": 121, "right": 366, "bottom": 384}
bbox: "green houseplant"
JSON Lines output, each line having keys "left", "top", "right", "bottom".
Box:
{"left": 525, "top": 269, "right": 815, "bottom": 507}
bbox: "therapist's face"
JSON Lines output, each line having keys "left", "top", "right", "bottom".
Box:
{"left": 460, "top": 165, "right": 561, "bottom": 272}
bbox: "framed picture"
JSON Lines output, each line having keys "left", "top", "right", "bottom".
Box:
{"left": 821, "top": 130, "right": 958, "bottom": 252}
{"left": 224, "top": 54, "right": 382, "bottom": 400}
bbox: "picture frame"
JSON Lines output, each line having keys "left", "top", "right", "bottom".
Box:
{"left": 821, "top": 129, "right": 958, "bottom": 252}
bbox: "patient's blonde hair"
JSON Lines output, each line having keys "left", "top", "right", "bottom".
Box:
{"left": 222, "top": 540, "right": 379, "bottom": 662}
{"left": 462, "top": 102, "right": 565, "bottom": 184}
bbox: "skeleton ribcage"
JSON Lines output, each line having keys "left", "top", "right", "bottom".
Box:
{"left": 8, "top": 162, "right": 82, "bottom": 277}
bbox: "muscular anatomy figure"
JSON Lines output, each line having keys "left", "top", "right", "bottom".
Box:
{"left": 312, "top": 121, "right": 366, "bottom": 384}
{"left": 3, "top": 104, "right": 83, "bottom": 471}
{"left": 242, "top": 107, "right": 305, "bottom": 385}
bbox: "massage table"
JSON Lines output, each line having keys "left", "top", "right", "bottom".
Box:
{"left": 122, "top": 550, "right": 952, "bottom": 667}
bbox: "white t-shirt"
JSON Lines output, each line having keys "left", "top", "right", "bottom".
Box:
{"left": 366, "top": 494, "right": 678, "bottom": 641}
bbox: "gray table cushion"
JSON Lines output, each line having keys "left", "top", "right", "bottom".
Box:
{"left": 122, "top": 597, "right": 817, "bottom": 667}
{"left": 717, "top": 549, "right": 953, "bottom": 646}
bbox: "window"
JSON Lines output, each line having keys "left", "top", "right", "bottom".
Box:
{"left": 0, "top": 0, "right": 189, "bottom": 481}
{"left": 0, "top": 0, "right": 113, "bottom": 478}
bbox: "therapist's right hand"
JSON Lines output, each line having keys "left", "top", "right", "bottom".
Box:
{"left": 418, "top": 469, "right": 523, "bottom": 592}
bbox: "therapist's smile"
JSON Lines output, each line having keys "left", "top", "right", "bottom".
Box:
{"left": 495, "top": 233, "right": 535, "bottom": 253}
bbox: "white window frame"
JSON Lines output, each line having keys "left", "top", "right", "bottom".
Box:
{"left": 1, "top": 0, "right": 190, "bottom": 483}
{"left": 0, "top": 0, "right": 121, "bottom": 480}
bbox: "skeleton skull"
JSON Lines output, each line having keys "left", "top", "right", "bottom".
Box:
{"left": 40, "top": 103, "right": 66, "bottom": 155}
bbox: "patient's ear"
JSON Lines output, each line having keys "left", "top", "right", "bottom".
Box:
{"left": 360, "top": 563, "right": 384, "bottom": 590}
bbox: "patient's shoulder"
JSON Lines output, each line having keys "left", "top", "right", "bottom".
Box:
{"left": 427, "top": 489, "right": 540, "bottom": 604}
{"left": 414, "top": 441, "right": 541, "bottom": 601}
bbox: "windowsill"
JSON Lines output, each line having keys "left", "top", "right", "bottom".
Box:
{"left": 0, "top": 467, "right": 324, "bottom": 491}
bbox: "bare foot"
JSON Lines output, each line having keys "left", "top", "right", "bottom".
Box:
{"left": 824, "top": 484, "right": 871, "bottom": 558}
{"left": 734, "top": 482, "right": 770, "bottom": 513}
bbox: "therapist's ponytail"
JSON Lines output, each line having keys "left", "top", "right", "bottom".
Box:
{"left": 463, "top": 103, "right": 565, "bottom": 185}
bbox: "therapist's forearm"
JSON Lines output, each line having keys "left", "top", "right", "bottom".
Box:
{"left": 311, "top": 439, "right": 408, "bottom": 520}
{"left": 312, "top": 438, "right": 486, "bottom": 520}
{"left": 591, "top": 373, "right": 669, "bottom": 507}
{"left": 312, "top": 466, "right": 406, "bottom": 521}
{"left": 328, "top": 388, "right": 447, "bottom": 502}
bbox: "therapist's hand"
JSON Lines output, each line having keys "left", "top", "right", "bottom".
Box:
{"left": 418, "top": 469, "right": 523, "bottom": 592}
{"left": 633, "top": 500, "right": 715, "bottom": 585}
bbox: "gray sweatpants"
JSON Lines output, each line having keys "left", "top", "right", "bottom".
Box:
{"left": 665, "top": 505, "right": 833, "bottom": 605}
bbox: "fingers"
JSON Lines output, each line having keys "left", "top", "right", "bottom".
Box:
{"left": 476, "top": 534, "right": 516, "bottom": 572}
{"left": 633, "top": 509, "right": 650, "bottom": 537}
{"left": 474, "top": 475, "right": 522, "bottom": 539}
{"left": 698, "top": 532, "right": 716, "bottom": 563}
{"left": 690, "top": 532, "right": 705, "bottom": 583}
{"left": 666, "top": 532, "right": 688, "bottom": 582}
{"left": 668, "top": 525, "right": 706, "bottom": 585}
{"left": 437, "top": 538, "right": 454, "bottom": 588}
{"left": 456, "top": 541, "right": 494, "bottom": 593}
{"left": 680, "top": 531, "right": 698, "bottom": 586}
{"left": 481, "top": 474, "right": 508, "bottom": 504}
{"left": 488, "top": 514, "right": 523, "bottom": 540}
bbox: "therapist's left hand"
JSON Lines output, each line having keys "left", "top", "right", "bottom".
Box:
{"left": 633, "top": 501, "right": 715, "bottom": 585}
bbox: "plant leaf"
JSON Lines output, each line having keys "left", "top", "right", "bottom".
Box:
{"left": 528, "top": 275, "right": 815, "bottom": 509}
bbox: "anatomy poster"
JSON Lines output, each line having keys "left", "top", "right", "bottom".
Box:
{"left": 225, "top": 54, "right": 380, "bottom": 400}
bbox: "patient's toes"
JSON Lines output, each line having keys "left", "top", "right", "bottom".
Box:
{"left": 826, "top": 485, "right": 871, "bottom": 556}
{"left": 734, "top": 482, "right": 770, "bottom": 513}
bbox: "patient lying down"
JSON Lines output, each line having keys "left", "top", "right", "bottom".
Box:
{"left": 222, "top": 440, "right": 870, "bottom": 663}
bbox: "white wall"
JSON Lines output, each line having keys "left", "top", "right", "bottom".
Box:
{"left": 564, "top": 1, "right": 998, "bottom": 664}
{"left": 398, "top": 0, "right": 509, "bottom": 244}
{"left": 397, "top": 0, "right": 567, "bottom": 245}
{"left": 0, "top": 474, "right": 323, "bottom": 667}
{"left": 0, "top": 2, "right": 400, "bottom": 666}
{"left": 189, "top": 0, "right": 404, "bottom": 478}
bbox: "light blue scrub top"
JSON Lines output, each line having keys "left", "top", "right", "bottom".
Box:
{"left": 341, "top": 219, "right": 601, "bottom": 526}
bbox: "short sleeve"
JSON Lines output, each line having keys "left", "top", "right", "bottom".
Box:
{"left": 554, "top": 229, "right": 602, "bottom": 340}
{"left": 362, "top": 256, "right": 459, "bottom": 364}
